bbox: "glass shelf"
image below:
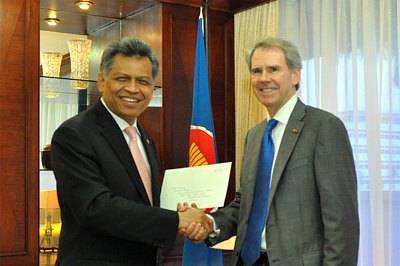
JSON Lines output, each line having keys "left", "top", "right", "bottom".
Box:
{"left": 40, "top": 76, "right": 100, "bottom": 107}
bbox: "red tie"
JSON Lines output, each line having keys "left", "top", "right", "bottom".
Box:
{"left": 125, "top": 126, "right": 153, "bottom": 205}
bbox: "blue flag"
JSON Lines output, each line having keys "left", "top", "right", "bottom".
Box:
{"left": 182, "top": 8, "right": 223, "bottom": 266}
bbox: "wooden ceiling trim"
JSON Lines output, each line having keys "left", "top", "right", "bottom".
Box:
{"left": 40, "top": 0, "right": 275, "bottom": 34}
{"left": 157, "top": 0, "right": 274, "bottom": 13}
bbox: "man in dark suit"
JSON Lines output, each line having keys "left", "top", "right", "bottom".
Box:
{"left": 51, "top": 37, "right": 210, "bottom": 266}
{"left": 182, "top": 36, "right": 360, "bottom": 265}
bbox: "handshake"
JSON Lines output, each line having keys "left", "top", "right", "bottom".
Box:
{"left": 177, "top": 202, "right": 214, "bottom": 243}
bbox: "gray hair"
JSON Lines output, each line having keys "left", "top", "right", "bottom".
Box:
{"left": 246, "top": 36, "right": 302, "bottom": 90}
{"left": 100, "top": 37, "right": 159, "bottom": 81}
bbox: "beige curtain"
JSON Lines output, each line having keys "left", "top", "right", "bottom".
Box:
{"left": 234, "top": 1, "right": 279, "bottom": 189}
{"left": 279, "top": 0, "right": 400, "bottom": 264}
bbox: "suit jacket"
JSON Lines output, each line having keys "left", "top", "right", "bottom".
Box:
{"left": 51, "top": 100, "right": 179, "bottom": 266}
{"left": 209, "top": 99, "right": 359, "bottom": 266}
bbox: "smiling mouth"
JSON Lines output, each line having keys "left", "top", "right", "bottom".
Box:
{"left": 260, "top": 88, "right": 277, "bottom": 92}
{"left": 121, "top": 97, "right": 139, "bottom": 103}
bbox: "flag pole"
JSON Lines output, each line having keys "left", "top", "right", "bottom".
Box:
{"left": 203, "top": 0, "right": 211, "bottom": 87}
{"left": 183, "top": 7, "right": 223, "bottom": 264}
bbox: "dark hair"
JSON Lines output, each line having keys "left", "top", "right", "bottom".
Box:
{"left": 100, "top": 37, "right": 159, "bottom": 81}
{"left": 246, "top": 36, "right": 302, "bottom": 90}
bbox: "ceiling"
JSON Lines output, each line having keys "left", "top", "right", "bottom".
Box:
{"left": 40, "top": 0, "right": 160, "bottom": 34}
{"left": 40, "top": 0, "right": 272, "bottom": 35}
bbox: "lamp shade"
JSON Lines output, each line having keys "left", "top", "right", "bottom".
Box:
{"left": 68, "top": 38, "right": 92, "bottom": 90}
{"left": 40, "top": 51, "right": 62, "bottom": 98}
{"left": 40, "top": 190, "right": 59, "bottom": 209}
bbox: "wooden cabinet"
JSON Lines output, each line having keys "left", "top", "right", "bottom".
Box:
{"left": 0, "top": 0, "right": 39, "bottom": 265}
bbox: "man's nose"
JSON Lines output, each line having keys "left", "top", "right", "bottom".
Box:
{"left": 125, "top": 81, "right": 139, "bottom": 92}
{"left": 260, "top": 70, "right": 271, "bottom": 82}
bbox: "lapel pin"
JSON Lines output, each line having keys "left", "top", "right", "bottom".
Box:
{"left": 293, "top": 129, "right": 298, "bottom": 133}
{"left": 147, "top": 139, "right": 150, "bottom": 144}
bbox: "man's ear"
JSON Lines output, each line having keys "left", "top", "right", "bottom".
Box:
{"left": 291, "top": 67, "right": 300, "bottom": 87}
{"left": 97, "top": 73, "right": 105, "bottom": 93}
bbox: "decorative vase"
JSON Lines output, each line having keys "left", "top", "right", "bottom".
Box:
{"left": 41, "top": 144, "right": 52, "bottom": 170}
{"left": 68, "top": 38, "right": 92, "bottom": 90}
{"left": 40, "top": 51, "right": 63, "bottom": 98}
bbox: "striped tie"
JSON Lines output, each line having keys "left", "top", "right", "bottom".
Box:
{"left": 125, "top": 126, "right": 153, "bottom": 205}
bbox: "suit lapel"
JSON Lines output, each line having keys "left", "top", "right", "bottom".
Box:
{"left": 239, "top": 119, "right": 268, "bottom": 221}
{"left": 267, "top": 100, "right": 306, "bottom": 213}
{"left": 94, "top": 101, "right": 153, "bottom": 206}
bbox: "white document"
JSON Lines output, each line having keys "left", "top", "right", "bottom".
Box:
{"left": 160, "top": 162, "right": 232, "bottom": 211}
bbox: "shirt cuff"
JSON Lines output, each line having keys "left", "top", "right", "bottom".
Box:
{"left": 206, "top": 214, "right": 220, "bottom": 239}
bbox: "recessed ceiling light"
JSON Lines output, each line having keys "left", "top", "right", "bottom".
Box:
{"left": 44, "top": 18, "right": 60, "bottom": 26}
{"left": 75, "top": 1, "right": 93, "bottom": 10}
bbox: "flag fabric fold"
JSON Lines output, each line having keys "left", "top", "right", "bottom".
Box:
{"left": 182, "top": 8, "right": 223, "bottom": 266}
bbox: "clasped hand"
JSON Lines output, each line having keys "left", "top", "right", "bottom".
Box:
{"left": 177, "top": 202, "right": 213, "bottom": 243}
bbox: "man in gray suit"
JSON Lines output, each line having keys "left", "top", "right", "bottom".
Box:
{"left": 182, "top": 36, "right": 360, "bottom": 265}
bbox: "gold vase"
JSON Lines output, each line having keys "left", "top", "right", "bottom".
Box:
{"left": 40, "top": 51, "right": 63, "bottom": 98}
{"left": 68, "top": 38, "right": 92, "bottom": 90}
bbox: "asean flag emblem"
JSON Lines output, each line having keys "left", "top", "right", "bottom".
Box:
{"left": 189, "top": 126, "right": 217, "bottom": 167}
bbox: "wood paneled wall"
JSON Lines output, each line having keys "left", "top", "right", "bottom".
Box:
{"left": 122, "top": 4, "right": 163, "bottom": 88}
{"left": 0, "top": 0, "right": 39, "bottom": 265}
{"left": 162, "top": 4, "right": 236, "bottom": 205}
{"left": 160, "top": 4, "right": 235, "bottom": 263}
